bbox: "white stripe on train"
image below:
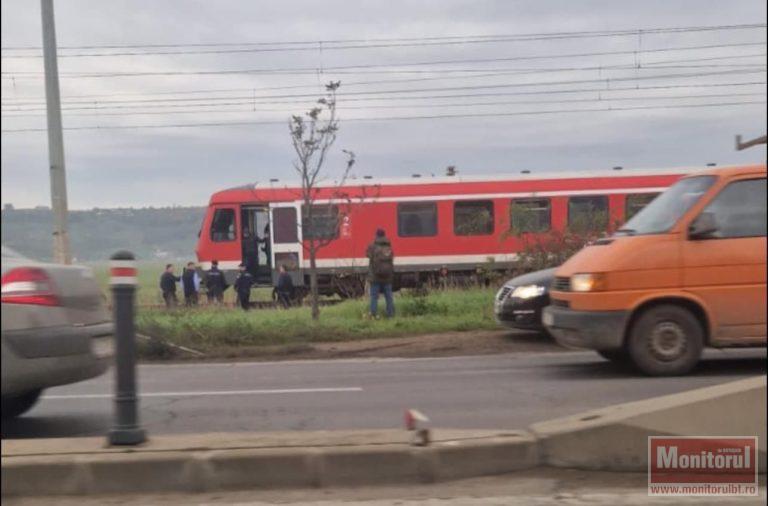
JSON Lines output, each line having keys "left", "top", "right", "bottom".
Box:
{"left": 198, "top": 254, "right": 520, "bottom": 271}
{"left": 310, "top": 186, "right": 667, "bottom": 205}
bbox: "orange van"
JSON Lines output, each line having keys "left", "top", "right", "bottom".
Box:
{"left": 543, "top": 164, "right": 767, "bottom": 376}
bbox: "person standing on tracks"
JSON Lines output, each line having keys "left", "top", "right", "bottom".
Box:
{"left": 234, "top": 262, "right": 255, "bottom": 310}
{"left": 159, "top": 263, "right": 180, "bottom": 308}
{"left": 204, "top": 260, "right": 227, "bottom": 304}
{"left": 275, "top": 263, "right": 295, "bottom": 308}
{"left": 366, "top": 228, "right": 395, "bottom": 318}
{"left": 181, "top": 261, "right": 201, "bottom": 307}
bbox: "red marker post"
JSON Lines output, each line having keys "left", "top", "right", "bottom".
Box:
{"left": 107, "top": 251, "right": 146, "bottom": 445}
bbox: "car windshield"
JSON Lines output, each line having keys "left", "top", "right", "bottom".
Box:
{"left": 616, "top": 175, "right": 716, "bottom": 236}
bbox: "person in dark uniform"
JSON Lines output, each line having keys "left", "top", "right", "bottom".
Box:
{"left": 181, "top": 261, "right": 200, "bottom": 307}
{"left": 275, "top": 264, "right": 294, "bottom": 308}
{"left": 234, "top": 263, "right": 255, "bottom": 310}
{"left": 204, "top": 260, "right": 227, "bottom": 304}
{"left": 159, "top": 264, "right": 180, "bottom": 308}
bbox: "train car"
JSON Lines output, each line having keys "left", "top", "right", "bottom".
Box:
{"left": 195, "top": 165, "right": 706, "bottom": 296}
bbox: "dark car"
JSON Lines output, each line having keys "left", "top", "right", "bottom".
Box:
{"left": 494, "top": 267, "right": 557, "bottom": 334}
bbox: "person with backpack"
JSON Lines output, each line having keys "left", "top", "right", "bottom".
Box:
{"left": 366, "top": 228, "right": 395, "bottom": 318}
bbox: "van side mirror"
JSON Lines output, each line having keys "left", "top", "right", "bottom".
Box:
{"left": 689, "top": 212, "right": 719, "bottom": 240}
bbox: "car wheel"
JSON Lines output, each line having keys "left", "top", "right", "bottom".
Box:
{"left": 1, "top": 389, "right": 43, "bottom": 419}
{"left": 627, "top": 305, "right": 704, "bottom": 376}
{"left": 597, "top": 349, "right": 629, "bottom": 363}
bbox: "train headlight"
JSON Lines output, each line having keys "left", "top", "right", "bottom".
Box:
{"left": 511, "top": 285, "right": 547, "bottom": 299}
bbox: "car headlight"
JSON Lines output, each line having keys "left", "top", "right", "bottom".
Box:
{"left": 511, "top": 284, "right": 547, "bottom": 299}
{"left": 570, "top": 273, "right": 606, "bottom": 292}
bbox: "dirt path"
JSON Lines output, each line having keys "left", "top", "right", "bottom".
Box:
{"left": 142, "top": 329, "right": 566, "bottom": 363}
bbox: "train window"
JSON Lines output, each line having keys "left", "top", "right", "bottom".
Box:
{"left": 210, "top": 208, "right": 236, "bottom": 242}
{"left": 568, "top": 196, "right": 609, "bottom": 232}
{"left": 625, "top": 193, "right": 659, "bottom": 221}
{"left": 302, "top": 205, "right": 339, "bottom": 240}
{"left": 510, "top": 198, "right": 551, "bottom": 233}
{"left": 454, "top": 200, "right": 494, "bottom": 236}
{"left": 273, "top": 207, "right": 298, "bottom": 243}
{"left": 398, "top": 202, "right": 438, "bottom": 237}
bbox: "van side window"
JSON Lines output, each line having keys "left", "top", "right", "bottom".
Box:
{"left": 701, "top": 178, "right": 767, "bottom": 238}
{"left": 568, "top": 196, "right": 608, "bottom": 232}
{"left": 398, "top": 202, "right": 438, "bottom": 237}
{"left": 210, "top": 208, "right": 236, "bottom": 242}
{"left": 510, "top": 198, "right": 551, "bottom": 233}
{"left": 302, "top": 205, "right": 339, "bottom": 240}
{"left": 625, "top": 193, "right": 659, "bottom": 221}
{"left": 454, "top": 200, "right": 494, "bottom": 236}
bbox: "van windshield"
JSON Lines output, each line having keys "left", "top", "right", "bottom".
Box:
{"left": 616, "top": 175, "right": 716, "bottom": 236}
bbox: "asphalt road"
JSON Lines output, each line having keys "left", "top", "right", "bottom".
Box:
{"left": 2, "top": 348, "right": 765, "bottom": 439}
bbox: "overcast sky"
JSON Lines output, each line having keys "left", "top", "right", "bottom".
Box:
{"left": 1, "top": 0, "right": 766, "bottom": 209}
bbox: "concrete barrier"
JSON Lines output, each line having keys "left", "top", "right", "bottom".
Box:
{"left": 530, "top": 375, "right": 766, "bottom": 472}
{"left": 2, "top": 376, "right": 764, "bottom": 497}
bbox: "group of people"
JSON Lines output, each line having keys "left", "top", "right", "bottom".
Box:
{"left": 159, "top": 260, "right": 228, "bottom": 308}
{"left": 159, "top": 228, "right": 396, "bottom": 317}
{"left": 159, "top": 260, "right": 295, "bottom": 311}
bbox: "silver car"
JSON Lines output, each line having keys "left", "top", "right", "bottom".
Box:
{"left": 1, "top": 246, "right": 113, "bottom": 418}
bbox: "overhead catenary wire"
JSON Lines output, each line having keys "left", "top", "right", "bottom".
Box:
{"left": 2, "top": 100, "right": 764, "bottom": 133}
{"left": 2, "top": 41, "right": 764, "bottom": 78}
{"left": 3, "top": 92, "right": 764, "bottom": 118}
{"left": 2, "top": 69, "right": 765, "bottom": 113}
{"left": 1, "top": 23, "right": 764, "bottom": 54}
{"left": 3, "top": 51, "right": 765, "bottom": 107}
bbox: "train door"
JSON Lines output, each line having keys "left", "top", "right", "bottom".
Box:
{"left": 241, "top": 205, "right": 272, "bottom": 284}
{"left": 269, "top": 202, "right": 303, "bottom": 286}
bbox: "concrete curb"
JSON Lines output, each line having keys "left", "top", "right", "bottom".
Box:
{"left": 1, "top": 430, "right": 538, "bottom": 496}
{"left": 2, "top": 376, "right": 765, "bottom": 497}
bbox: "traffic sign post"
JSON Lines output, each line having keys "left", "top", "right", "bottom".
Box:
{"left": 107, "top": 251, "right": 146, "bottom": 446}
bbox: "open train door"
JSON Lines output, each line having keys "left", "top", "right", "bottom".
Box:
{"left": 269, "top": 202, "right": 304, "bottom": 288}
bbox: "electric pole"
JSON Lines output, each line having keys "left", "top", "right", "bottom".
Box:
{"left": 41, "top": 0, "right": 71, "bottom": 264}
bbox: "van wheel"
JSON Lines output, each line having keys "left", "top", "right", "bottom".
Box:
{"left": 1, "top": 389, "right": 43, "bottom": 419}
{"left": 597, "top": 349, "right": 629, "bottom": 363}
{"left": 627, "top": 305, "right": 703, "bottom": 376}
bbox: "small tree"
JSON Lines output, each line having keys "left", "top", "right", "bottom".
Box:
{"left": 289, "top": 81, "right": 355, "bottom": 320}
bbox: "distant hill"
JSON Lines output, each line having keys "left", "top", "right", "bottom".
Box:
{"left": 1, "top": 206, "right": 206, "bottom": 262}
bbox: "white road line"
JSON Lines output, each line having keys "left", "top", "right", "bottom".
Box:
{"left": 42, "top": 387, "right": 363, "bottom": 400}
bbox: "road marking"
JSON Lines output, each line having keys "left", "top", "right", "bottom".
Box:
{"left": 42, "top": 387, "right": 363, "bottom": 400}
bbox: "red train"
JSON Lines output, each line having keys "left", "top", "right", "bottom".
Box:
{"left": 195, "top": 165, "right": 702, "bottom": 295}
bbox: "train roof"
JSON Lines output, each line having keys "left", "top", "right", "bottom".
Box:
{"left": 209, "top": 163, "right": 765, "bottom": 205}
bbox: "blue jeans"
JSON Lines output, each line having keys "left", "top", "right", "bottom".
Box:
{"left": 370, "top": 282, "right": 394, "bottom": 317}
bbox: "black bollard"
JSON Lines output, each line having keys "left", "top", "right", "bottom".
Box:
{"left": 107, "top": 250, "right": 147, "bottom": 446}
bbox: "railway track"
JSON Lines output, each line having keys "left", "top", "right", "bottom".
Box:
{"left": 129, "top": 298, "right": 345, "bottom": 311}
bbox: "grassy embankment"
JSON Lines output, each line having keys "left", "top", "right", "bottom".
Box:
{"left": 91, "top": 263, "right": 499, "bottom": 358}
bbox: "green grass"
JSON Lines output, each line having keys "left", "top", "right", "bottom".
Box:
{"left": 136, "top": 288, "right": 498, "bottom": 355}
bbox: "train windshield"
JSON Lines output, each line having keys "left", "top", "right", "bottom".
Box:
{"left": 616, "top": 175, "right": 716, "bottom": 236}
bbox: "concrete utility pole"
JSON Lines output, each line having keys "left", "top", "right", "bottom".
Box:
{"left": 735, "top": 134, "right": 767, "bottom": 151}
{"left": 41, "top": 0, "right": 71, "bottom": 264}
